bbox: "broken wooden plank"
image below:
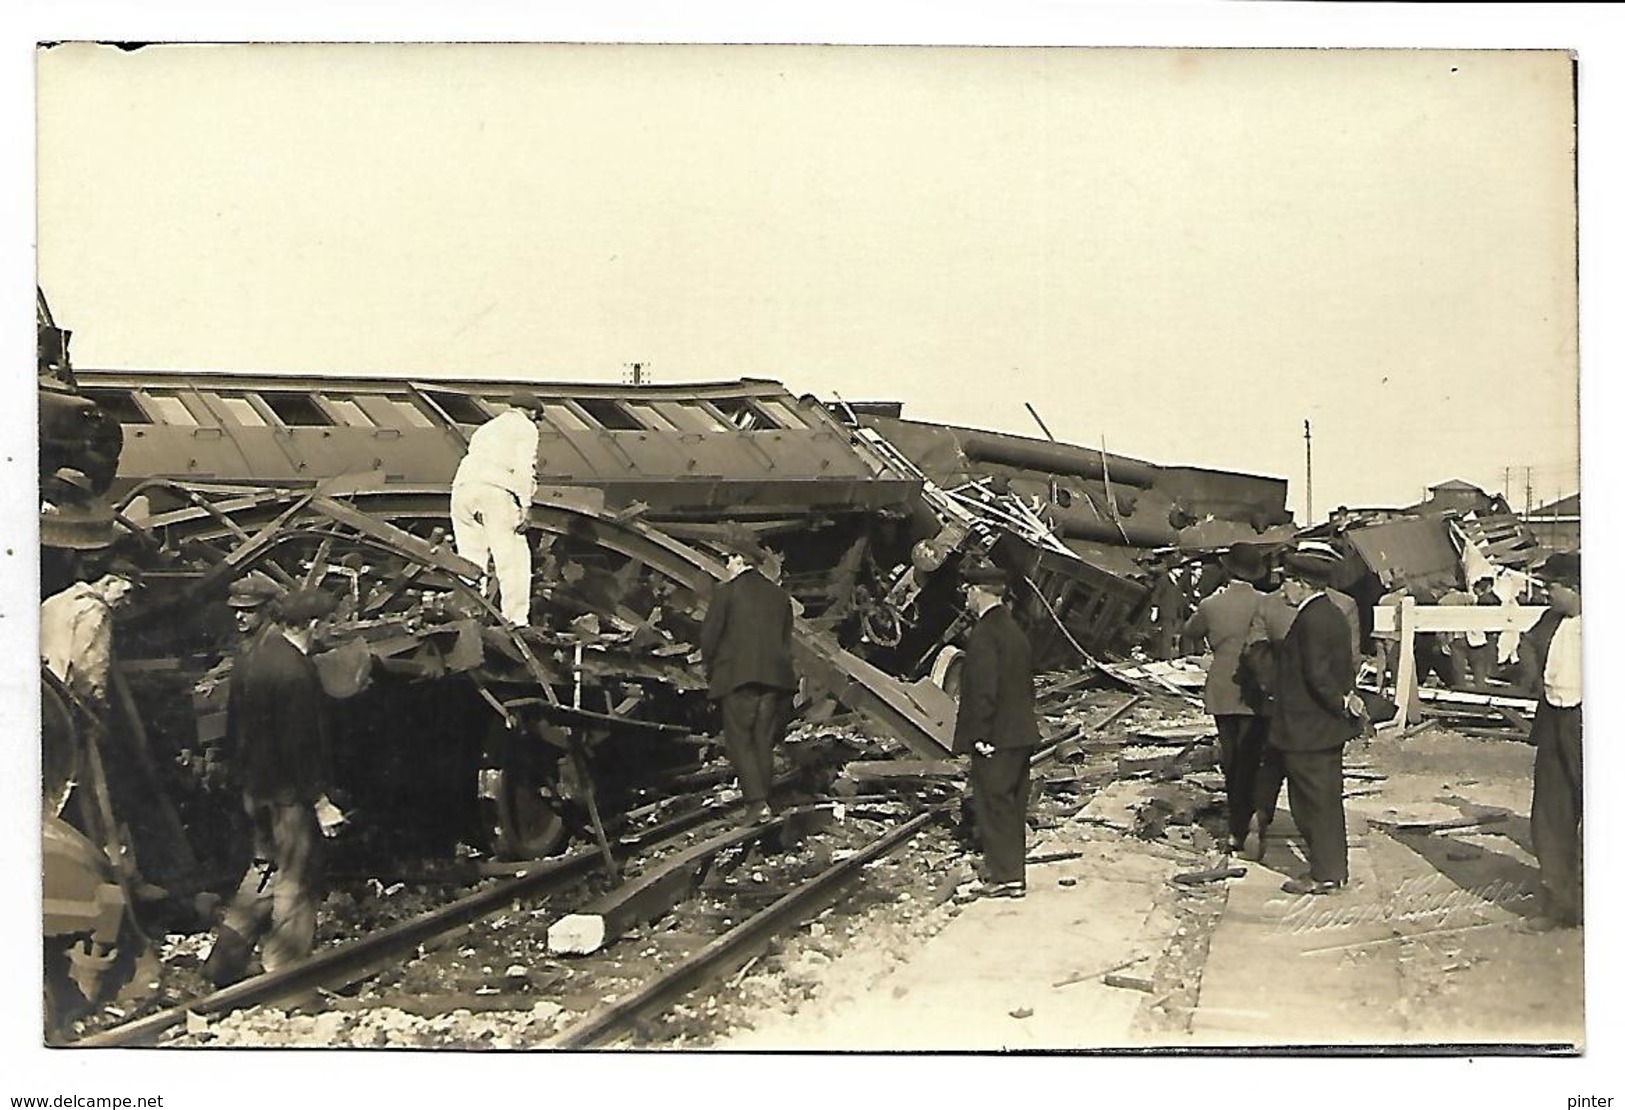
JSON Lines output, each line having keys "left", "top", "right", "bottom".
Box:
{"left": 1103, "top": 972, "right": 1156, "bottom": 993}
{"left": 546, "top": 821, "right": 776, "bottom": 955}
{"left": 840, "top": 758, "right": 962, "bottom": 781}
{"left": 1171, "top": 863, "right": 1246, "bottom": 886}
{"left": 1052, "top": 954, "right": 1148, "bottom": 989}
{"left": 1370, "top": 812, "right": 1509, "bottom": 833}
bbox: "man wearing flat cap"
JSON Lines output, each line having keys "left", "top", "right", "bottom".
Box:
{"left": 451, "top": 392, "right": 544, "bottom": 626}
{"left": 1268, "top": 542, "right": 1361, "bottom": 896}
{"left": 701, "top": 539, "right": 797, "bottom": 824}
{"left": 952, "top": 563, "right": 1040, "bottom": 900}
{"left": 1182, "top": 543, "right": 1271, "bottom": 855}
{"left": 205, "top": 579, "right": 341, "bottom": 986}
{"left": 1518, "top": 551, "right": 1583, "bottom": 931}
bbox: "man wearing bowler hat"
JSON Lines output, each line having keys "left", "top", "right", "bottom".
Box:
{"left": 700, "top": 537, "right": 798, "bottom": 824}
{"left": 451, "top": 392, "right": 544, "bottom": 626}
{"left": 1518, "top": 551, "right": 1583, "bottom": 931}
{"left": 952, "top": 563, "right": 1040, "bottom": 900}
{"left": 1269, "top": 542, "right": 1361, "bottom": 895}
{"left": 1182, "top": 543, "right": 1271, "bottom": 854}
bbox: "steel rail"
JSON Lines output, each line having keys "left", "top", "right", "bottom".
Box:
{"left": 548, "top": 806, "right": 944, "bottom": 1048}
{"left": 72, "top": 801, "right": 745, "bottom": 1048}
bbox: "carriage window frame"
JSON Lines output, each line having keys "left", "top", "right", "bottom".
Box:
{"left": 258, "top": 391, "right": 335, "bottom": 427}
{"left": 575, "top": 397, "right": 647, "bottom": 431}
{"left": 142, "top": 391, "right": 200, "bottom": 427}
{"left": 209, "top": 393, "right": 269, "bottom": 427}
{"left": 79, "top": 387, "right": 151, "bottom": 425}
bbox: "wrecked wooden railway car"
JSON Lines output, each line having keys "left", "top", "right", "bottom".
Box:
{"left": 45, "top": 358, "right": 1299, "bottom": 1032}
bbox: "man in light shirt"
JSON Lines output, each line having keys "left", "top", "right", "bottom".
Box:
{"left": 1518, "top": 551, "right": 1582, "bottom": 932}
{"left": 40, "top": 562, "right": 141, "bottom": 707}
{"left": 451, "top": 393, "right": 543, "bottom": 626}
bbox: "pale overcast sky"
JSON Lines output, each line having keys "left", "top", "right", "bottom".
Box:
{"left": 36, "top": 39, "right": 1579, "bottom": 516}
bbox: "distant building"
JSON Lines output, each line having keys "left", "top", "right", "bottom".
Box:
{"left": 1522, "top": 492, "right": 1580, "bottom": 552}
{"left": 1406, "top": 479, "right": 1506, "bottom": 517}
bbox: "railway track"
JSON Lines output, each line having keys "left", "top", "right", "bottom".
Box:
{"left": 70, "top": 693, "right": 1137, "bottom": 1049}
{"left": 72, "top": 794, "right": 951, "bottom": 1049}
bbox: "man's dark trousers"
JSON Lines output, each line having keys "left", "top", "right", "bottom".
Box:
{"left": 1254, "top": 740, "right": 1286, "bottom": 830}
{"left": 1280, "top": 748, "right": 1347, "bottom": 884}
{"left": 1215, "top": 714, "right": 1269, "bottom": 843}
{"left": 971, "top": 746, "right": 1032, "bottom": 885}
{"left": 721, "top": 683, "right": 786, "bottom": 806}
{"left": 1530, "top": 701, "right": 1582, "bottom": 923}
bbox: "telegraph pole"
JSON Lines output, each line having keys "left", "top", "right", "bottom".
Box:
{"left": 624, "top": 361, "right": 648, "bottom": 386}
{"left": 1524, "top": 466, "right": 1533, "bottom": 518}
{"left": 1304, "top": 419, "right": 1314, "bottom": 525}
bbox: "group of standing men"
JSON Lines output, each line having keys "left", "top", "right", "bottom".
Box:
{"left": 1184, "top": 540, "right": 1583, "bottom": 923}
{"left": 1183, "top": 540, "right": 1362, "bottom": 895}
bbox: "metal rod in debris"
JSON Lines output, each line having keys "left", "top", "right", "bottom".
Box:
{"left": 1024, "top": 401, "right": 1057, "bottom": 442}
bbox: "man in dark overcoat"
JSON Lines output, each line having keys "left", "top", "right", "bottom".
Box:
{"left": 1270, "top": 545, "right": 1361, "bottom": 896}
{"left": 203, "top": 579, "right": 339, "bottom": 986}
{"left": 1518, "top": 551, "right": 1582, "bottom": 931}
{"left": 1182, "top": 543, "right": 1271, "bottom": 854}
{"left": 952, "top": 564, "right": 1040, "bottom": 899}
{"left": 700, "top": 541, "right": 797, "bottom": 824}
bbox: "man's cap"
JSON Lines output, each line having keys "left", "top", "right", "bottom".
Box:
{"left": 227, "top": 571, "right": 287, "bottom": 609}
{"left": 1219, "top": 542, "right": 1269, "bottom": 584}
{"left": 1538, "top": 551, "right": 1580, "bottom": 587}
{"left": 1282, "top": 539, "right": 1342, "bottom": 582}
{"left": 507, "top": 392, "right": 545, "bottom": 413}
{"left": 961, "top": 562, "right": 1010, "bottom": 588}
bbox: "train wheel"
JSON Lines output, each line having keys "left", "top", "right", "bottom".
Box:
{"left": 479, "top": 719, "right": 570, "bottom": 860}
{"left": 928, "top": 645, "right": 965, "bottom": 698}
{"left": 487, "top": 768, "right": 569, "bottom": 859}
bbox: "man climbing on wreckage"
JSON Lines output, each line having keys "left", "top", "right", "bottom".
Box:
{"left": 451, "top": 391, "right": 543, "bottom": 626}
{"left": 204, "top": 576, "right": 345, "bottom": 987}
{"left": 952, "top": 563, "right": 1040, "bottom": 901}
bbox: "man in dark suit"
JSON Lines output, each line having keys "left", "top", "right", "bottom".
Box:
{"left": 1518, "top": 551, "right": 1582, "bottom": 932}
{"left": 204, "top": 579, "right": 341, "bottom": 987}
{"left": 1270, "top": 544, "right": 1361, "bottom": 896}
{"left": 700, "top": 540, "right": 797, "bottom": 824}
{"left": 952, "top": 564, "right": 1041, "bottom": 900}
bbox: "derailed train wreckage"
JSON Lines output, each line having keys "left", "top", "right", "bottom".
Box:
{"left": 40, "top": 298, "right": 1302, "bottom": 1029}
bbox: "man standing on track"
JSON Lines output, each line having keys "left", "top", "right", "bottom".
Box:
{"left": 952, "top": 563, "right": 1040, "bottom": 901}
{"left": 204, "top": 580, "right": 343, "bottom": 986}
{"left": 700, "top": 538, "right": 798, "bottom": 825}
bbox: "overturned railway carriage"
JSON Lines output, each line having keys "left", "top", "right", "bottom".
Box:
{"left": 50, "top": 361, "right": 1291, "bottom": 1036}
{"left": 72, "top": 372, "right": 984, "bottom": 892}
